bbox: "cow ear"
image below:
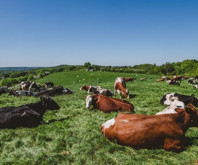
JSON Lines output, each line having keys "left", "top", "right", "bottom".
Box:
{"left": 175, "top": 108, "right": 185, "bottom": 117}
{"left": 185, "top": 107, "right": 192, "bottom": 114}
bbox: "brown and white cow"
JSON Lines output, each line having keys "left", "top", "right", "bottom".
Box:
{"left": 80, "top": 84, "right": 113, "bottom": 97}
{"left": 157, "top": 78, "right": 165, "bottom": 82}
{"left": 156, "top": 98, "right": 185, "bottom": 115}
{"left": 20, "top": 81, "right": 32, "bottom": 91}
{"left": 80, "top": 84, "right": 101, "bottom": 93}
{"left": 123, "top": 77, "right": 136, "bottom": 82}
{"left": 85, "top": 94, "right": 134, "bottom": 113}
{"left": 114, "top": 82, "right": 129, "bottom": 98}
{"left": 172, "top": 75, "right": 183, "bottom": 81}
{"left": 115, "top": 77, "right": 126, "bottom": 88}
{"left": 101, "top": 104, "right": 198, "bottom": 152}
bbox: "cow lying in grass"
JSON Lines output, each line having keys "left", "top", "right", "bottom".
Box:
{"left": 101, "top": 104, "right": 198, "bottom": 152}
{"left": 0, "top": 86, "right": 10, "bottom": 95}
{"left": 38, "top": 86, "right": 73, "bottom": 97}
{"left": 85, "top": 94, "right": 134, "bottom": 113}
{"left": 0, "top": 97, "right": 60, "bottom": 128}
{"left": 156, "top": 98, "right": 185, "bottom": 115}
{"left": 9, "top": 90, "right": 38, "bottom": 97}
{"left": 160, "top": 93, "right": 198, "bottom": 106}
{"left": 80, "top": 84, "right": 113, "bottom": 97}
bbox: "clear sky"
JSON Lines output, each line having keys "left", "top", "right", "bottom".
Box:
{"left": 0, "top": 0, "right": 198, "bottom": 67}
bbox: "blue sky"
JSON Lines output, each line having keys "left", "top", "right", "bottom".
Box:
{"left": 0, "top": 0, "right": 197, "bottom": 67}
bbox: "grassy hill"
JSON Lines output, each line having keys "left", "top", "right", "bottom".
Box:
{"left": 0, "top": 70, "right": 198, "bottom": 164}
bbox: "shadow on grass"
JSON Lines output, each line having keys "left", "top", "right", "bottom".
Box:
{"left": 129, "top": 94, "right": 137, "bottom": 99}
{"left": 45, "top": 117, "right": 69, "bottom": 125}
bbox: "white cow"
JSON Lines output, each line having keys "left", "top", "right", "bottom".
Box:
{"left": 156, "top": 98, "right": 185, "bottom": 115}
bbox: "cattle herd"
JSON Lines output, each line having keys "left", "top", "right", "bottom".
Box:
{"left": 1, "top": 75, "right": 198, "bottom": 153}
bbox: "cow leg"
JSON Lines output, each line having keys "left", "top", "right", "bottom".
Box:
{"left": 163, "top": 137, "right": 185, "bottom": 152}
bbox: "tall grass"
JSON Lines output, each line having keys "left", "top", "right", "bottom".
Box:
{"left": 0, "top": 70, "right": 198, "bottom": 164}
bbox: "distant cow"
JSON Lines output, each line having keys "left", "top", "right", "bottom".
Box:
{"left": 85, "top": 94, "right": 134, "bottom": 113}
{"left": 188, "top": 79, "right": 198, "bottom": 85}
{"left": 123, "top": 77, "right": 136, "bottom": 82}
{"left": 160, "top": 93, "right": 198, "bottom": 107}
{"left": 80, "top": 84, "right": 101, "bottom": 92}
{"left": 172, "top": 75, "right": 183, "bottom": 82}
{"left": 0, "top": 97, "right": 60, "bottom": 128}
{"left": 166, "top": 80, "right": 180, "bottom": 85}
{"left": 194, "top": 85, "right": 198, "bottom": 89}
{"left": 44, "top": 81, "right": 54, "bottom": 89}
{"left": 28, "top": 82, "right": 42, "bottom": 92}
{"left": 88, "top": 86, "right": 113, "bottom": 97}
{"left": 9, "top": 90, "right": 37, "bottom": 97}
{"left": 157, "top": 78, "right": 165, "bottom": 82}
{"left": 101, "top": 104, "right": 198, "bottom": 152}
{"left": 156, "top": 98, "right": 185, "bottom": 115}
{"left": 0, "top": 86, "right": 10, "bottom": 95}
{"left": 115, "top": 77, "right": 126, "bottom": 88}
{"left": 20, "top": 81, "right": 32, "bottom": 90}
{"left": 114, "top": 82, "right": 129, "bottom": 98}
{"left": 38, "top": 86, "right": 73, "bottom": 97}
{"left": 80, "top": 85, "right": 113, "bottom": 96}
{"left": 140, "top": 78, "right": 147, "bottom": 81}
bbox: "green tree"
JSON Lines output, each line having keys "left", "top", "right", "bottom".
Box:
{"left": 84, "top": 62, "right": 91, "bottom": 68}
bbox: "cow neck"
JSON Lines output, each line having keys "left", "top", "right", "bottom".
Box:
{"left": 24, "top": 101, "right": 47, "bottom": 116}
{"left": 174, "top": 112, "right": 191, "bottom": 133}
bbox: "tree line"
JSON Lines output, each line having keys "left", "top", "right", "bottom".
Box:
{"left": 0, "top": 59, "right": 197, "bottom": 87}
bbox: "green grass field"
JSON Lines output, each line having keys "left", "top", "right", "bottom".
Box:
{"left": 0, "top": 70, "right": 198, "bottom": 165}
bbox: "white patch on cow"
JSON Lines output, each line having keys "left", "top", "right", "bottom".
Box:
{"left": 164, "top": 93, "right": 175, "bottom": 105}
{"left": 194, "top": 85, "right": 198, "bottom": 89}
{"left": 85, "top": 95, "right": 93, "bottom": 108}
{"left": 102, "top": 118, "right": 115, "bottom": 129}
{"left": 117, "top": 90, "right": 121, "bottom": 94}
{"left": 156, "top": 99, "right": 185, "bottom": 115}
{"left": 166, "top": 80, "right": 171, "bottom": 84}
{"left": 62, "top": 89, "right": 67, "bottom": 94}
{"left": 121, "top": 120, "right": 129, "bottom": 123}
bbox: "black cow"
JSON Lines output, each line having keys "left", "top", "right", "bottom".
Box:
{"left": 88, "top": 86, "right": 114, "bottom": 97}
{"left": 188, "top": 79, "right": 198, "bottom": 85}
{"left": 37, "top": 86, "right": 73, "bottom": 97}
{"left": 28, "top": 82, "right": 42, "bottom": 92}
{"left": 9, "top": 90, "right": 37, "bottom": 97}
{"left": 0, "top": 86, "right": 10, "bottom": 95}
{"left": 44, "top": 81, "right": 54, "bottom": 89}
{"left": 0, "top": 97, "right": 60, "bottom": 128}
{"left": 160, "top": 93, "right": 198, "bottom": 107}
{"left": 166, "top": 80, "right": 180, "bottom": 85}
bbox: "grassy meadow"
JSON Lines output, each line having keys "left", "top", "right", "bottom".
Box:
{"left": 0, "top": 70, "right": 198, "bottom": 165}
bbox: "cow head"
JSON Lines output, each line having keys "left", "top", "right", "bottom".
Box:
{"left": 80, "top": 84, "right": 89, "bottom": 91}
{"left": 40, "top": 97, "right": 60, "bottom": 110}
{"left": 85, "top": 95, "right": 93, "bottom": 109}
{"left": 121, "top": 89, "right": 129, "bottom": 98}
{"left": 185, "top": 103, "right": 198, "bottom": 127}
{"left": 160, "top": 93, "right": 175, "bottom": 105}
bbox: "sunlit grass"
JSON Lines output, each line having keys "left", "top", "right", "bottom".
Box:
{"left": 0, "top": 70, "right": 198, "bottom": 164}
